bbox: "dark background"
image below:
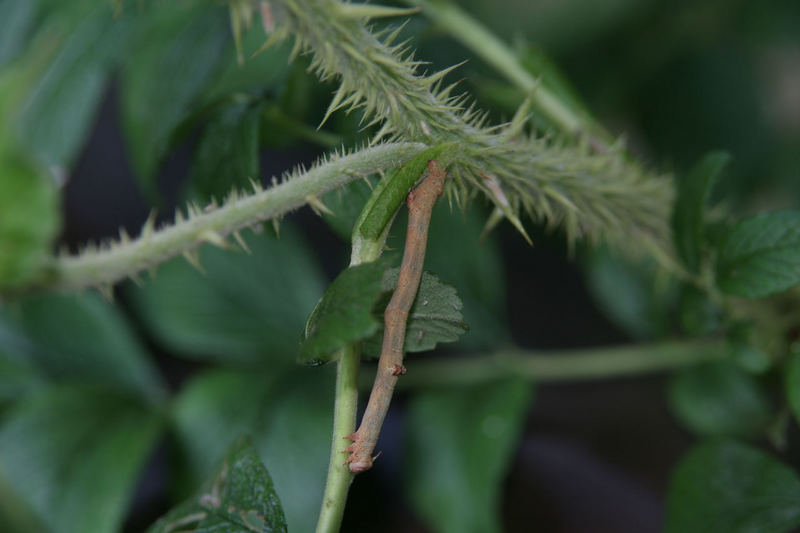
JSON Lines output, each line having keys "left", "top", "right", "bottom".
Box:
{"left": 54, "top": 0, "right": 800, "bottom": 531}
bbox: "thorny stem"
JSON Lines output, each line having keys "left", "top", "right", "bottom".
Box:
{"left": 344, "top": 160, "right": 446, "bottom": 473}
{"left": 389, "top": 339, "right": 729, "bottom": 389}
{"left": 39, "top": 142, "right": 425, "bottom": 291}
{"left": 404, "top": 0, "right": 613, "bottom": 149}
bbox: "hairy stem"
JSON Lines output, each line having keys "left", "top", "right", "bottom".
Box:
{"left": 405, "top": 0, "right": 611, "bottom": 148}
{"left": 345, "top": 160, "right": 445, "bottom": 473}
{"left": 41, "top": 142, "right": 425, "bottom": 291}
{"left": 273, "top": 0, "right": 676, "bottom": 266}
{"left": 316, "top": 342, "right": 360, "bottom": 533}
{"left": 390, "top": 339, "right": 728, "bottom": 389}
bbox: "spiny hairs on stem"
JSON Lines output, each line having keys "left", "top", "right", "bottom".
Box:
{"left": 43, "top": 142, "right": 426, "bottom": 292}
{"left": 267, "top": 0, "right": 678, "bottom": 266}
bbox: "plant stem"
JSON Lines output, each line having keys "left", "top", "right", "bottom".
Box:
{"left": 42, "top": 142, "right": 425, "bottom": 291}
{"left": 391, "top": 339, "right": 728, "bottom": 389}
{"left": 406, "top": 0, "right": 612, "bottom": 148}
{"left": 316, "top": 342, "right": 360, "bottom": 533}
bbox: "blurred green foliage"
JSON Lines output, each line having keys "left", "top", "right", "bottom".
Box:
{"left": 0, "top": 0, "right": 799, "bottom": 531}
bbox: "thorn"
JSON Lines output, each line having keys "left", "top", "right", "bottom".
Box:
{"left": 344, "top": 433, "right": 358, "bottom": 441}
{"left": 97, "top": 284, "right": 114, "bottom": 302}
{"left": 118, "top": 228, "right": 130, "bottom": 244}
{"left": 200, "top": 230, "right": 231, "bottom": 249}
{"left": 479, "top": 207, "right": 505, "bottom": 242}
{"left": 306, "top": 195, "right": 334, "bottom": 216}
{"left": 319, "top": 85, "right": 348, "bottom": 130}
{"left": 271, "top": 219, "right": 280, "bottom": 237}
{"left": 182, "top": 249, "right": 205, "bottom": 273}
{"left": 505, "top": 93, "right": 533, "bottom": 140}
{"left": 232, "top": 231, "right": 251, "bottom": 253}
{"left": 204, "top": 199, "right": 218, "bottom": 213}
{"left": 249, "top": 178, "right": 263, "bottom": 194}
{"left": 481, "top": 173, "right": 533, "bottom": 246}
{"left": 334, "top": 3, "right": 420, "bottom": 20}
{"left": 260, "top": 1, "right": 274, "bottom": 33}
{"left": 251, "top": 27, "right": 283, "bottom": 58}
{"left": 129, "top": 273, "right": 144, "bottom": 287}
{"left": 424, "top": 60, "right": 468, "bottom": 87}
{"left": 140, "top": 211, "right": 157, "bottom": 238}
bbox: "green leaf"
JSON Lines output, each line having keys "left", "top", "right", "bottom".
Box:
{"left": 189, "top": 100, "right": 262, "bottom": 202}
{"left": 320, "top": 177, "right": 376, "bottom": 240}
{"left": 362, "top": 268, "right": 467, "bottom": 357}
{"left": 149, "top": 437, "right": 287, "bottom": 533}
{"left": 715, "top": 210, "right": 800, "bottom": 298}
{"left": 20, "top": 2, "right": 135, "bottom": 167}
{"left": 0, "top": 307, "right": 45, "bottom": 403}
{"left": 665, "top": 440, "right": 800, "bottom": 533}
{"left": 171, "top": 368, "right": 333, "bottom": 532}
{"left": 584, "top": 246, "right": 676, "bottom": 339}
{"left": 200, "top": 21, "right": 292, "bottom": 105}
{"left": 0, "top": 153, "right": 59, "bottom": 290}
{"left": 0, "top": 385, "right": 163, "bottom": 533}
{"left": 668, "top": 361, "right": 773, "bottom": 438}
{"left": 128, "top": 227, "right": 325, "bottom": 365}
{"left": 672, "top": 151, "right": 730, "bottom": 272}
{"left": 405, "top": 380, "right": 532, "bottom": 533}
{"left": 300, "top": 259, "right": 387, "bottom": 365}
{"left": 425, "top": 204, "right": 508, "bottom": 349}
{"left": 785, "top": 351, "right": 800, "bottom": 426}
{"left": 678, "top": 283, "right": 722, "bottom": 336}
{"left": 121, "top": 3, "right": 229, "bottom": 185}
{"left": 13, "top": 291, "right": 165, "bottom": 401}
{"left": 0, "top": 0, "right": 38, "bottom": 68}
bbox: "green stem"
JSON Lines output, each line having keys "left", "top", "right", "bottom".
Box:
{"left": 406, "top": 0, "right": 611, "bottom": 147}
{"left": 316, "top": 342, "right": 360, "bottom": 533}
{"left": 41, "top": 142, "right": 425, "bottom": 291}
{"left": 391, "top": 339, "right": 727, "bottom": 389}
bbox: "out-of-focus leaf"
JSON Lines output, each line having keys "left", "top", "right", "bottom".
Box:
{"left": 729, "top": 322, "right": 772, "bottom": 374}
{"left": 405, "top": 379, "right": 532, "bottom": 533}
{"left": 171, "top": 368, "right": 333, "bottom": 532}
{"left": 584, "top": 246, "right": 675, "bottom": 339}
{"left": 0, "top": 385, "right": 162, "bottom": 533}
{"left": 0, "top": 307, "right": 45, "bottom": 403}
{"left": 21, "top": 2, "right": 135, "bottom": 168}
{"left": 425, "top": 204, "right": 508, "bottom": 349}
{"left": 362, "top": 268, "right": 467, "bottom": 357}
{"left": 321, "top": 177, "right": 376, "bottom": 240}
{"left": 121, "top": 3, "right": 229, "bottom": 186}
{"left": 665, "top": 440, "right": 800, "bottom": 533}
{"left": 0, "top": 153, "right": 58, "bottom": 290}
{"left": 200, "top": 21, "right": 292, "bottom": 104}
{"left": 189, "top": 100, "right": 262, "bottom": 202}
{"left": 672, "top": 151, "right": 730, "bottom": 272}
{"left": 785, "top": 351, "right": 800, "bottom": 426}
{"left": 678, "top": 283, "right": 721, "bottom": 336}
{"left": 14, "top": 292, "right": 165, "bottom": 402}
{"left": 715, "top": 210, "right": 800, "bottom": 298}
{"left": 300, "top": 259, "right": 387, "bottom": 365}
{"left": 128, "top": 227, "right": 325, "bottom": 365}
{"left": 148, "top": 437, "right": 287, "bottom": 533}
{"left": 668, "top": 360, "right": 773, "bottom": 438}
{"left": 0, "top": 0, "right": 38, "bottom": 68}
{"left": 0, "top": 472, "right": 46, "bottom": 533}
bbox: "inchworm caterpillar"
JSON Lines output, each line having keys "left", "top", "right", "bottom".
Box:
{"left": 344, "top": 159, "right": 447, "bottom": 473}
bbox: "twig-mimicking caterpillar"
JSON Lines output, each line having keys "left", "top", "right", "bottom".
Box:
{"left": 344, "top": 159, "right": 447, "bottom": 473}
